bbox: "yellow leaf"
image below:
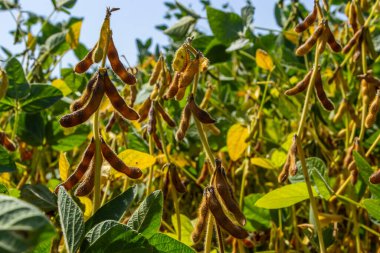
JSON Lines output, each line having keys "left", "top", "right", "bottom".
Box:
{"left": 227, "top": 124, "right": 248, "bottom": 161}
{"left": 78, "top": 196, "right": 93, "bottom": 220}
{"left": 52, "top": 79, "right": 72, "bottom": 96}
{"left": 251, "top": 157, "right": 276, "bottom": 169}
{"left": 66, "top": 21, "right": 82, "bottom": 49}
{"left": 59, "top": 152, "right": 70, "bottom": 181}
{"left": 283, "top": 30, "right": 298, "bottom": 45}
{"left": 27, "top": 32, "right": 36, "bottom": 50}
{"left": 256, "top": 49, "right": 274, "bottom": 71}
{"left": 118, "top": 149, "right": 156, "bottom": 170}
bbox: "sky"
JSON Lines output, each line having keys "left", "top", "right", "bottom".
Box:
{"left": 0, "top": 0, "right": 313, "bottom": 67}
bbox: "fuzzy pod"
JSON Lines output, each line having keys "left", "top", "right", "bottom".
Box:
{"left": 349, "top": 1, "right": 358, "bottom": 32}
{"left": 358, "top": 73, "right": 380, "bottom": 88}
{"left": 60, "top": 72, "right": 105, "bottom": 128}
{"left": 55, "top": 139, "right": 95, "bottom": 193}
{"left": 130, "top": 84, "right": 137, "bottom": 107}
{"left": 104, "top": 72, "right": 139, "bottom": 120}
{"left": 351, "top": 169, "right": 358, "bottom": 185}
{"left": 205, "top": 186, "right": 249, "bottom": 239}
{"left": 196, "top": 162, "right": 209, "bottom": 186}
{"left": 152, "top": 132, "right": 163, "bottom": 151}
{"left": 0, "top": 69, "right": 9, "bottom": 100}
{"left": 295, "top": 23, "right": 324, "bottom": 56}
{"left": 369, "top": 170, "right": 380, "bottom": 184}
{"left": 149, "top": 56, "right": 163, "bottom": 85}
{"left": 188, "top": 94, "right": 216, "bottom": 124}
{"left": 156, "top": 102, "right": 176, "bottom": 127}
{"left": 191, "top": 193, "right": 209, "bottom": 243}
{"left": 138, "top": 97, "right": 152, "bottom": 122}
{"left": 93, "top": 11, "right": 111, "bottom": 63}
{"left": 333, "top": 99, "right": 348, "bottom": 123}
{"left": 172, "top": 45, "right": 190, "bottom": 72}
{"left": 288, "top": 137, "right": 298, "bottom": 176}
{"left": 70, "top": 73, "right": 98, "bottom": 112}
{"left": 365, "top": 90, "right": 380, "bottom": 128}
{"left": 164, "top": 72, "right": 181, "bottom": 99}
{"left": 0, "top": 132, "right": 16, "bottom": 152}
{"left": 100, "top": 137, "right": 142, "bottom": 179}
{"left": 147, "top": 102, "right": 156, "bottom": 135}
{"left": 314, "top": 68, "right": 334, "bottom": 111}
{"left": 162, "top": 168, "right": 170, "bottom": 200}
{"left": 284, "top": 69, "right": 312, "bottom": 96}
{"left": 169, "top": 163, "right": 187, "bottom": 193}
{"left": 214, "top": 160, "right": 246, "bottom": 226}
{"left": 342, "top": 27, "right": 363, "bottom": 54}
{"left": 294, "top": 4, "right": 317, "bottom": 33}
{"left": 325, "top": 24, "right": 342, "bottom": 52}
{"left": 176, "top": 102, "right": 192, "bottom": 141}
{"left": 74, "top": 44, "right": 96, "bottom": 74}
{"left": 107, "top": 35, "right": 137, "bottom": 85}
{"left": 75, "top": 158, "right": 95, "bottom": 196}
{"left": 178, "top": 55, "right": 200, "bottom": 88}
{"left": 278, "top": 158, "right": 290, "bottom": 183}
{"left": 175, "top": 86, "right": 187, "bottom": 101}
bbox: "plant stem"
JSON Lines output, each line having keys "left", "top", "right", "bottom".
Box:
{"left": 147, "top": 134, "right": 154, "bottom": 195}
{"left": 92, "top": 108, "right": 102, "bottom": 213}
{"left": 204, "top": 214, "right": 214, "bottom": 253}
{"left": 11, "top": 101, "right": 19, "bottom": 140}
{"left": 215, "top": 224, "right": 225, "bottom": 253}
{"left": 170, "top": 184, "right": 181, "bottom": 241}
{"left": 365, "top": 133, "right": 380, "bottom": 157}
{"left": 295, "top": 136, "right": 326, "bottom": 253}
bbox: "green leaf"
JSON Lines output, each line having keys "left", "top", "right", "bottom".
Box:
{"left": 289, "top": 157, "right": 326, "bottom": 184}
{"left": 0, "top": 195, "right": 54, "bottom": 253}
{"left": 0, "top": 145, "right": 16, "bottom": 173}
{"left": 255, "top": 182, "right": 316, "bottom": 209}
{"left": 169, "top": 214, "right": 193, "bottom": 246}
{"left": 362, "top": 198, "right": 380, "bottom": 221}
{"left": 226, "top": 38, "right": 252, "bottom": 52}
{"left": 84, "top": 220, "right": 120, "bottom": 246}
{"left": 127, "top": 190, "right": 163, "bottom": 238}
{"left": 243, "top": 193, "right": 271, "bottom": 231}
{"left": 20, "top": 184, "right": 57, "bottom": 212}
{"left": 311, "top": 170, "right": 333, "bottom": 200}
{"left": 251, "top": 157, "right": 276, "bottom": 170}
{"left": 21, "top": 84, "right": 62, "bottom": 112}
{"left": 206, "top": 6, "right": 243, "bottom": 44}
{"left": 354, "top": 151, "right": 380, "bottom": 198}
{"left": 17, "top": 112, "right": 45, "bottom": 146}
{"left": 57, "top": 186, "right": 85, "bottom": 253}
{"left": 149, "top": 233, "right": 195, "bottom": 253}
{"left": 5, "top": 57, "right": 30, "bottom": 99}
{"left": 164, "top": 16, "right": 196, "bottom": 38}
{"left": 85, "top": 187, "right": 136, "bottom": 232}
{"left": 0, "top": 97, "right": 15, "bottom": 112}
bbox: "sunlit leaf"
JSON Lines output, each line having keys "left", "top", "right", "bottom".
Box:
{"left": 66, "top": 21, "right": 82, "bottom": 49}
{"left": 227, "top": 124, "right": 248, "bottom": 161}
{"left": 251, "top": 157, "right": 276, "bottom": 169}
{"left": 118, "top": 149, "right": 156, "bottom": 171}
{"left": 52, "top": 79, "right": 72, "bottom": 96}
{"left": 256, "top": 49, "right": 274, "bottom": 71}
{"left": 59, "top": 152, "right": 70, "bottom": 181}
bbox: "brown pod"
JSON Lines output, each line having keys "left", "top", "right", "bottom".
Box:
{"left": 349, "top": 1, "right": 358, "bottom": 32}
{"left": 285, "top": 69, "right": 312, "bottom": 96}
{"left": 351, "top": 169, "right": 358, "bottom": 185}
{"left": 152, "top": 132, "right": 163, "bottom": 151}
{"left": 196, "top": 162, "right": 209, "bottom": 186}
{"left": 147, "top": 102, "right": 156, "bottom": 135}
{"left": 162, "top": 169, "right": 170, "bottom": 200}
{"left": 176, "top": 103, "right": 191, "bottom": 141}
{"left": 60, "top": 73, "right": 105, "bottom": 128}
{"left": 70, "top": 73, "right": 98, "bottom": 112}
{"left": 169, "top": 163, "right": 186, "bottom": 193}
{"left": 369, "top": 170, "right": 380, "bottom": 184}
{"left": 149, "top": 56, "right": 163, "bottom": 85}
{"left": 188, "top": 94, "right": 216, "bottom": 124}
{"left": 358, "top": 73, "right": 380, "bottom": 88}
{"left": 214, "top": 160, "right": 246, "bottom": 226}
{"left": 343, "top": 143, "right": 355, "bottom": 169}
{"left": 365, "top": 90, "right": 380, "bottom": 128}
{"left": 314, "top": 68, "right": 334, "bottom": 111}
{"left": 100, "top": 137, "right": 142, "bottom": 179}
{"left": 107, "top": 35, "right": 137, "bottom": 85}
{"left": 191, "top": 194, "right": 209, "bottom": 243}
{"left": 342, "top": 27, "right": 363, "bottom": 54}
{"left": 325, "top": 24, "right": 342, "bottom": 52}
{"left": 74, "top": 44, "right": 96, "bottom": 74}
{"left": 75, "top": 158, "right": 95, "bottom": 196}
{"left": 296, "top": 23, "right": 324, "bottom": 56}
{"left": 138, "top": 97, "right": 152, "bottom": 122}
{"left": 278, "top": 157, "right": 290, "bottom": 183}
{"left": 179, "top": 54, "right": 200, "bottom": 88}
{"left": 294, "top": 4, "right": 317, "bottom": 33}
{"left": 164, "top": 72, "right": 181, "bottom": 99}
{"left": 333, "top": 99, "right": 347, "bottom": 123}
{"left": 288, "top": 137, "right": 298, "bottom": 176}
{"left": 205, "top": 186, "right": 249, "bottom": 239}
{"left": 104, "top": 72, "right": 139, "bottom": 120}
{"left": 156, "top": 102, "right": 176, "bottom": 127}
{"left": 105, "top": 112, "right": 117, "bottom": 132}
{"left": 0, "top": 132, "right": 16, "bottom": 152}
{"left": 175, "top": 86, "right": 187, "bottom": 101}
{"left": 130, "top": 84, "right": 137, "bottom": 107}
{"left": 55, "top": 139, "right": 95, "bottom": 193}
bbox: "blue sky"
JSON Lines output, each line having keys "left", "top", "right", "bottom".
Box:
{"left": 0, "top": 0, "right": 312, "bottom": 67}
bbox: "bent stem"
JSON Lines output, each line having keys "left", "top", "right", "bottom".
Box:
{"left": 295, "top": 136, "right": 325, "bottom": 253}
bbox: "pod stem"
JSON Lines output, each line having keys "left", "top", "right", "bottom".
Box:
{"left": 215, "top": 224, "right": 225, "bottom": 253}
{"left": 204, "top": 214, "right": 214, "bottom": 253}
{"left": 93, "top": 108, "right": 103, "bottom": 214}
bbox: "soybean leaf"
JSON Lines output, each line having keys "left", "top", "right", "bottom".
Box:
{"left": 362, "top": 198, "right": 380, "bottom": 221}
{"left": 57, "top": 186, "right": 85, "bottom": 253}
{"left": 311, "top": 169, "right": 333, "bottom": 200}
{"left": 255, "top": 182, "right": 316, "bottom": 209}
{"left": 0, "top": 145, "right": 16, "bottom": 173}
{"left": 169, "top": 214, "right": 193, "bottom": 246}
{"left": 127, "top": 190, "right": 163, "bottom": 238}
{"left": 5, "top": 57, "right": 30, "bottom": 99}
{"left": 289, "top": 157, "right": 326, "bottom": 184}
{"left": 20, "top": 184, "right": 57, "bottom": 212}
{"left": 0, "top": 97, "right": 15, "bottom": 112}
{"left": 164, "top": 16, "right": 196, "bottom": 38}
{"left": 17, "top": 112, "right": 45, "bottom": 146}
{"left": 0, "top": 195, "right": 54, "bottom": 253}
{"left": 243, "top": 193, "right": 271, "bottom": 231}
{"left": 354, "top": 151, "right": 380, "bottom": 198}
{"left": 21, "top": 84, "right": 62, "bottom": 112}
{"left": 148, "top": 233, "right": 195, "bottom": 253}
{"left": 251, "top": 157, "right": 276, "bottom": 170}
{"left": 85, "top": 186, "right": 136, "bottom": 232}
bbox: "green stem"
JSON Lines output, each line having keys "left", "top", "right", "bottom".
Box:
{"left": 147, "top": 134, "right": 154, "bottom": 195}
{"left": 365, "top": 132, "right": 380, "bottom": 157}
{"left": 204, "top": 214, "right": 214, "bottom": 253}
{"left": 239, "top": 159, "right": 249, "bottom": 208}
{"left": 11, "top": 101, "right": 19, "bottom": 140}
{"left": 93, "top": 108, "right": 102, "bottom": 213}
{"left": 215, "top": 224, "right": 225, "bottom": 253}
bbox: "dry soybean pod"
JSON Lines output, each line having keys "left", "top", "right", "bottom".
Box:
{"left": 104, "top": 72, "right": 139, "bottom": 120}
{"left": 70, "top": 73, "right": 98, "bottom": 112}
{"left": 188, "top": 94, "right": 216, "bottom": 124}
{"left": 105, "top": 112, "right": 117, "bottom": 132}
{"left": 107, "top": 34, "right": 137, "bottom": 85}
{"left": 342, "top": 27, "right": 363, "bottom": 54}
{"left": 75, "top": 158, "right": 95, "bottom": 196}
{"left": 60, "top": 72, "right": 105, "bottom": 128}
{"left": 164, "top": 72, "right": 181, "bottom": 99}
{"left": 130, "top": 84, "right": 137, "bottom": 107}
{"left": 74, "top": 44, "right": 96, "bottom": 74}
{"left": 55, "top": 139, "right": 95, "bottom": 193}
{"left": 214, "top": 160, "right": 246, "bottom": 226}
{"left": 278, "top": 158, "right": 290, "bottom": 183}
{"left": 365, "top": 89, "right": 380, "bottom": 128}
{"left": 138, "top": 97, "right": 152, "bottom": 122}
{"left": 179, "top": 54, "right": 200, "bottom": 88}
{"left": 349, "top": 0, "right": 358, "bottom": 32}
{"left": 155, "top": 102, "right": 176, "bottom": 127}
{"left": 100, "top": 137, "right": 142, "bottom": 179}
{"left": 285, "top": 69, "right": 312, "bottom": 96}
{"left": 93, "top": 8, "right": 111, "bottom": 63}
{"left": 369, "top": 170, "right": 380, "bottom": 184}
{"left": 314, "top": 68, "right": 334, "bottom": 111}
{"left": 205, "top": 186, "right": 248, "bottom": 239}
{"left": 169, "top": 163, "right": 187, "bottom": 193}
{"left": 176, "top": 102, "right": 191, "bottom": 141}
{"left": 147, "top": 102, "right": 156, "bottom": 135}
{"left": 0, "top": 132, "right": 16, "bottom": 152}
{"left": 333, "top": 99, "right": 348, "bottom": 123}
{"left": 294, "top": 3, "right": 317, "bottom": 33}
{"left": 288, "top": 136, "right": 298, "bottom": 176}
{"left": 196, "top": 162, "right": 209, "bottom": 186}
{"left": 152, "top": 132, "right": 163, "bottom": 151}
{"left": 325, "top": 23, "right": 342, "bottom": 52}
{"left": 175, "top": 86, "right": 187, "bottom": 101}
{"left": 296, "top": 22, "right": 324, "bottom": 56}
{"left": 172, "top": 45, "right": 190, "bottom": 72}
{"left": 191, "top": 193, "right": 209, "bottom": 243}
{"left": 0, "top": 69, "right": 9, "bottom": 100}
{"left": 149, "top": 55, "right": 163, "bottom": 85}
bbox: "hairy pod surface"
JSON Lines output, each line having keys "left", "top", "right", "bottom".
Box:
{"left": 333, "top": 99, "right": 348, "bottom": 123}
{"left": 0, "top": 132, "right": 16, "bottom": 152}
{"left": 325, "top": 24, "right": 342, "bottom": 52}
{"left": 93, "top": 10, "right": 111, "bottom": 63}
{"left": 156, "top": 102, "right": 176, "bottom": 127}
{"left": 107, "top": 35, "right": 137, "bottom": 85}
{"left": 100, "top": 137, "right": 142, "bottom": 179}
{"left": 70, "top": 73, "right": 98, "bottom": 112}
{"left": 179, "top": 55, "right": 200, "bottom": 88}
{"left": 104, "top": 72, "right": 139, "bottom": 120}
{"left": 296, "top": 23, "right": 324, "bottom": 56}
{"left": 288, "top": 137, "right": 298, "bottom": 176}
{"left": 74, "top": 44, "right": 96, "bottom": 74}
{"left": 175, "top": 86, "right": 187, "bottom": 101}
{"left": 152, "top": 132, "right": 163, "bottom": 151}
{"left": 349, "top": 1, "right": 358, "bottom": 32}
{"left": 188, "top": 94, "right": 216, "bottom": 124}
{"left": 191, "top": 194, "right": 209, "bottom": 243}
{"left": 60, "top": 72, "right": 105, "bottom": 127}
{"left": 164, "top": 72, "right": 181, "bottom": 99}
{"left": 149, "top": 56, "right": 163, "bottom": 85}
{"left": 138, "top": 97, "right": 152, "bottom": 122}
{"left": 315, "top": 68, "right": 334, "bottom": 111}
{"left": 75, "top": 159, "right": 95, "bottom": 196}
{"left": 169, "top": 164, "right": 186, "bottom": 193}
{"left": 205, "top": 186, "right": 249, "bottom": 239}
{"left": 294, "top": 4, "right": 317, "bottom": 33}
{"left": 285, "top": 69, "right": 312, "bottom": 96}
{"left": 147, "top": 102, "right": 156, "bottom": 135}
{"left": 172, "top": 45, "right": 190, "bottom": 72}
{"left": 342, "top": 27, "right": 363, "bottom": 54}
{"left": 278, "top": 158, "right": 290, "bottom": 183}
{"left": 176, "top": 102, "right": 191, "bottom": 141}
{"left": 365, "top": 90, "right": 380, "bottom": 128}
